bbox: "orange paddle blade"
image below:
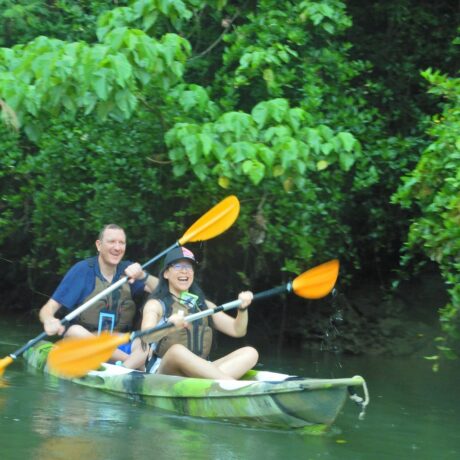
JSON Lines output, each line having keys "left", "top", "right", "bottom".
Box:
{"left": 178, "top": 195, "right": 240, "bottom": 245}
{"left": 47, "top": 332, "right": 130, "bottom": 378}
{"left": 0, "top": 356, "right": 14, "bottom": 376}
{"left": 292, "top": 259, "right": 339, "bottom": 299}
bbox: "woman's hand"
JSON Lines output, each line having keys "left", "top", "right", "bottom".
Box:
{"left": 168, "top": 310, "right": 189, "bottom": 329}
{"left": 238, "top": 291, "right": 254, "bottom": 310}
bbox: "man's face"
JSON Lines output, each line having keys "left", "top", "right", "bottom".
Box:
{"left": 96, "top": 228, "right": 126, "bottom": 266}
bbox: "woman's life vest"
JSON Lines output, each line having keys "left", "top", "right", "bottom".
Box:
{"left": 152, "top": 292, "right": 213, "bottom": 359}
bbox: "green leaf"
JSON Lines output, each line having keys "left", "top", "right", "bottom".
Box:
{"left": 263, "top": 68, "right": 275, "bottom": 83}
{"left": 339, "top": 152, "right": 355, "bottom": 171}
{"left": 104, "top": 27, "right": 127, "bottom": 51}
{"left": 305, "top": 128, "right": 321, "bottom": 154}
{"left": 192, "top": 162, "right": 208, "bottom": 181}
{"left": 217, "top": 112, "right": 252, "bottom": 140}
{"left": 242, "top": 159, "right": 265, "bottom": 185}
{"left": 252, "top": 102, "right": 268, "bottom": 128}
{"left": 173, "top": 162, "right": 188, "bottom": 177}
{"left": 228, "top": 141, "right": 257, "bottom": 162}
{"left": 257, "top": 145, "right": 276, "bottom": 167}
{"left": 182, "top": 135, "right": 200, "bottom": 164}
{"left": 318, "top": 124, "right": 334, "bottom": 140}
{"left": 114, "top": 89, "right": 137, "bottom": 118}
{"left": 321, "top": 142, "right": 334, "bottom": 156}
{"left": 287, "top": 108, "right": 304, "bottom": 132}
{"left": 263, "top": 126, "right": 292, "bottom": 144}
{"left": 337, "top": 132, "right": 356, "bottom": 152}
{"left": 199, "top": 133, "right": 213, "bottom": 157}
{"left": 92, "top": 75, "right": 109, "bottom": 100}
{"left": 273, "top": 165, "right": 285, "bottom": 177}
{"left": 316, "top": 160, "right": 329, "bottom": 171}
{"left": 96, "top": 100, "right": 115, "bottom": 120}
{"left": 423, "top": 355, "right": 439, "bottom": 361}
{"left": 111, "top": 55, "right": 132, "bottom": 86}
{"left": 24, "top": 122, "right": 41, "bottom": 142}
{"left": 267, "top": 98, "right": 289, "bottom": 123}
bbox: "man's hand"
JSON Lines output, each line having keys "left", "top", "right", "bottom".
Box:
{"left": 124, "top": 262, "right": 145, "bottom": 284}
{"left": 43, "top": 317, "right": 65, "bottom": 336}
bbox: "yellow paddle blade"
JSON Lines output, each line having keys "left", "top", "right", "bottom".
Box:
{"left": 0, "top": 356, "right": 14, "bottom": 376}
{"left": 47, "top": 332, "right": 130, "bottom": 378}
{"left": 292, "top": 259, "right": 339, "bottom": 299}
{"left": 178, "top": 195, "right": 240, "bottom": 245}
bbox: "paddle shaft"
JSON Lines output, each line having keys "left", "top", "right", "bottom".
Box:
{"left": 6, "top": 242, "right": 180, "bottom": 362}
{"left": 132, "top": 282, "right": 293, "bottom": 342}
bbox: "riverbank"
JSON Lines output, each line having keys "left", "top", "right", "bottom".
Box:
{"left": 320, "top": 265, "right": 450, "bottom": 358}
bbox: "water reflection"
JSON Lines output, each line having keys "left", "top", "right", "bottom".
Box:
{"left": 1, "top": 319, "right": 460, "bottom": 460}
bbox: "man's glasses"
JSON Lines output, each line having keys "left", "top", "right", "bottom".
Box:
{"left": 169, "top": 262, "right": 194, "bottom": 272}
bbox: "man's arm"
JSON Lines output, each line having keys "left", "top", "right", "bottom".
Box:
{"left": 124, "top": 262, "right": 159, "bottom": 293}
{"left": 143, "top": 273, "right": 159, "bottom": 293}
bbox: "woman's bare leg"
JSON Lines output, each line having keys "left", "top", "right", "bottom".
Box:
{"left": 157, "top": 344, "right": 258, "bottom": 380}
{"left": 212, "top": 346, "right": 259, "bottom": 379}
{"left": 122, "top": 338, "right": 148, "bottom": 370}
{"left": 158, "top": 344, "right": 235, "bottom": 379}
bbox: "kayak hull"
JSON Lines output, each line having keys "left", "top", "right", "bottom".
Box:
{"left": 24, "top": 341, "right": 365, "bottom": 432}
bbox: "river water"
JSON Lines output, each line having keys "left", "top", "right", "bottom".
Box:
{"left": 1, "top": 314, "right": 459, "bottom": 460}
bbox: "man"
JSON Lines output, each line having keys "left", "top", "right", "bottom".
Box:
{"left": 39, "top": 224, "right": 158, "bottom": 369}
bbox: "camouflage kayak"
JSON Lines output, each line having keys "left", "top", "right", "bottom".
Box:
{"left": 24, "top": 341, "right": 369, "bottom": 433}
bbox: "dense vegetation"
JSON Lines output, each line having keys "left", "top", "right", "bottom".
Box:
{"left": 0, "top": 0, "right": 459, "bottom": 361}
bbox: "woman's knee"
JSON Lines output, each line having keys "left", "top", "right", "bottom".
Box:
{"left": 163, "top": 343, "right": 189, "bottom": 360}
{"left": 131, "top": 337, "right": 147, "bottom": 353}
{"left": 243, "top": 346, "right": 259, "bottom": 365}
{"left": 65, "top": 324, "right": 91, "bottom": 337}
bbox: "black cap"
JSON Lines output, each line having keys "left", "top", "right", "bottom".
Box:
{"left": 163, "top": 247, "right": 196, "bottom": 269}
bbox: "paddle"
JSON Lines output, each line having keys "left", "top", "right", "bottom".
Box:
{"left": 0, "top": 195, "right": 240, "bottom": 376}
{"left": 47, "top": 259, "right": 339, "bottom": 378}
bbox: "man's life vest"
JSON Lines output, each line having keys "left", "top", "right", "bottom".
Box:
{"left": 77, "top": 261, "right": 136, "bottom": 333}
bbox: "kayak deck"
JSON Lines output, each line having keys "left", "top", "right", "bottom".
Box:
{"left": 24, "top": 341, "right": 368, "bottom": 433}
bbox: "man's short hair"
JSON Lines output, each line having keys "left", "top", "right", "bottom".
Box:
{"left": 98, "top": 224, "right": 125, "bottom": 241}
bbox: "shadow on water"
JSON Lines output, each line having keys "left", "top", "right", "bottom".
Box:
{"left": 1, "top": 315, "right": 459, "bottom": 460}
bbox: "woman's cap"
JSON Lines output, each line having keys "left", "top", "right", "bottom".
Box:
{"left": 163, "top": 247, "right": 196, "bottom": 269}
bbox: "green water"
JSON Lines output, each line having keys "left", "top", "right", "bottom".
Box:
{"left": 0, "top": 314, "right": 459, "bottom": 460}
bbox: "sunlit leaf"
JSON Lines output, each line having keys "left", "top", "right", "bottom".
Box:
{"left": 218, "top": 176, "right": 230, "bottom": 189}
{"left": 283, "top": 177, "right": 294, "bottom": 192}
{"left": 273, "top": 165, "right": 284, "bottom": 177}
{"left": 316, "top": 160, "right": 329, "bottom": 171}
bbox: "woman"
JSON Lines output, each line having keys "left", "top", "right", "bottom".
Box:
{"left": 141, "top": 247, "right": 258, "bottom": 379}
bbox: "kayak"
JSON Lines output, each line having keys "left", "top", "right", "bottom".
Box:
{"left": 24, "top": 341, "right": 369, "bottom": 433}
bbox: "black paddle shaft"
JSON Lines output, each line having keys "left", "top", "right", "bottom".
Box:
{"left": 253, "top": 283, "right": 292, "bottom": 301}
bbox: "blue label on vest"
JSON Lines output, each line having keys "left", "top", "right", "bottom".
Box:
{"left": 98, "top": 311, "right": 116, "bottom": 334}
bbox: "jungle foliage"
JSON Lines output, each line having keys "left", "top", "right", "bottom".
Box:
{"left": 0, "top": 0, "right": 459, "bottom": 358}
